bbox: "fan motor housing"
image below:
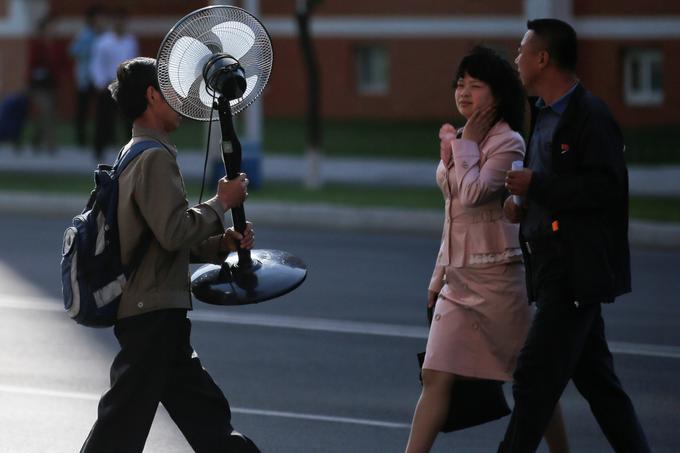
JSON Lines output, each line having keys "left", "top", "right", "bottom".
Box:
{"left": 203, "top": 53, "right": 247, "bottom": 100}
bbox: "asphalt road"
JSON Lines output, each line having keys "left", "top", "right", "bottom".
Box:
{"left": 0, "top": 215, "right": 678, "bottom": 452}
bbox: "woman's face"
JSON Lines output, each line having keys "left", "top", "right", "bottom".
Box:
{"left": 454, "top": 73, "right": 494, "bottom": 119}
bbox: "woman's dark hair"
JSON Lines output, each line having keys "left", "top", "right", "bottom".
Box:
{"left": 527, "top": 18, "right": 578, "bottom": 72}
{"left": 454, "top": 46, "right": 526, "bottom": 134}
{"left": 108, "top": 57, "right": 159, "bottom": 121}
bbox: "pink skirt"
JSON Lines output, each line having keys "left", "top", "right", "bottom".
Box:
{"left": 422, "top": 262, "right": 532, "bottom": 382}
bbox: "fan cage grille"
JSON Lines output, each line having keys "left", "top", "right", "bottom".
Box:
{"left": 157, "top": 6, "right": 273, "bottom": 121}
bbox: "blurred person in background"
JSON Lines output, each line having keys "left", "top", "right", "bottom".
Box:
{"left": 26, "top": 14, "right": 66, "bottom": 153}
{"left": 500, "top": 19, "right": 651, "bottom": 453}
{"left": 69, "top": 5, "right": 104, "bottom": 147}
{"left": 90, "top": 7, "right": 138, "bottom": 161}
{"left": 405, "top": 46, "right": 569, "bottom": 453}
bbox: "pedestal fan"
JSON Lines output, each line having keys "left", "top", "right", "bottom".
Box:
{"left": 157, "top": 6, "right": 306, "bottom": 305}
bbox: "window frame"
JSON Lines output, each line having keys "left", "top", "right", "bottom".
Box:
{"left": 354, "top": 44, "right": 390, "bottom": 96}
{"left": 623, "top": 48, "right": 664, "bottom": 107}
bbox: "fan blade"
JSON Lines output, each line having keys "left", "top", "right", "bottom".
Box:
{"left": 168, "top": 36, "right": 212, "bottom": 98}
{"left": 185, "top": 76, "right": 213, "bottom": 110}
{"left": 211, "top": 21, "right": 255, "bottom": 59}
{"left": 199, "top": 79, "right": 214, "bottom": 108}
{"left": 229, "top": 74, "right": 258, "bottom": 107}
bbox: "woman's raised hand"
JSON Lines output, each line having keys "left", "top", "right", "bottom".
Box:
{"left": 439, "top": 123, "right": 457, "bottom": 166}
{"left": 461, "top": 105, "right": 497, "bottom": 144}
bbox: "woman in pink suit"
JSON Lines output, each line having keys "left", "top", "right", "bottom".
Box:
{"left": 405, "top": 47, "right": 569, "bottom": 453}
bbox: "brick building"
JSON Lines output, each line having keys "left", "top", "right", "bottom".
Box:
{"left": 0, "top": 0, "right": 677, "bottom": 128}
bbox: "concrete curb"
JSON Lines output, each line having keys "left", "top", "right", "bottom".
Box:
{"left": 2, "top": 192, "right": 680, "bottom": 247}
{"left": 0, "top": 146, "right": 439, "bottom": 188}
{"left": 628, "top": 220, "right": 680, "bottom": 249}
{"left": 4, "top": 146, "right": 680, "bottom": 194}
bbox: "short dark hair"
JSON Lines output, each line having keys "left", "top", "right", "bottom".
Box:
{"left": 85, "top": 5, "right": 103, "bottom": 24}
{"left": 527, "top": 18, "right": 578, "bottom": 72}
{"left": 109, "top": 57, "right": 159, "bottom": 121}
{"left": 454, "top": 46, "right": 526, "bottom": 134}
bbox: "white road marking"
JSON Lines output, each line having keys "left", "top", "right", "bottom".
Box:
{"left": 0, "top": 384, "right": 410, "bottom": 430}
{"left": 2, "top": 295, "right": 680, "bottom": 360}
{"left": 189, "top": 310, "right": 428, "bottom": 339}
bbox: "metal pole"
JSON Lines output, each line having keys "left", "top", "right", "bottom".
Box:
{"left": 217, "top": 96, "right": 252, "bottom": 267}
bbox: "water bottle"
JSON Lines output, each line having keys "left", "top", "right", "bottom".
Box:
{"left": 511, "top": 160, "right": 524, "bottom": 206}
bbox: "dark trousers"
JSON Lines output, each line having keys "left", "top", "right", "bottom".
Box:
{"left": 93, "top": 89, "right": 115, "bottom": 161}
{"left": 75, "top": 85, "right": 94, "bottom": 146}
{"left": 499, "top": 245, "right": 651, "bottom": 453}
{"left": 81, "top": 309, "right": 238, "bottom": 453}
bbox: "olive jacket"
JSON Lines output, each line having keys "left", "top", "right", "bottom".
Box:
{"left": 116, "top": 126, "right": 227, "bottom": 319}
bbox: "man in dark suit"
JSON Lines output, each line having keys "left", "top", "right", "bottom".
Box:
{"left": 500, "top": 19, "right": 651, "bottom": 453}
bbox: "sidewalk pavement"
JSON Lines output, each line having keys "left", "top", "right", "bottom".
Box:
{"left": 1, "top": 145, "right": 680, "bottom": 247}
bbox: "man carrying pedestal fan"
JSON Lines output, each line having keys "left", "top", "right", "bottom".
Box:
{"left": 80, "top": 57, "right": 261, "bottom": 453}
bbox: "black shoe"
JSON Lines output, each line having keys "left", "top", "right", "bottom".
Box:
{"left": 226, "top": 431, "right": 261, "bottom": 453}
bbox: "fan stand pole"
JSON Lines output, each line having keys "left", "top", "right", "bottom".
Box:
{"left": 217, "top": 95, "right": 253, "bottom": 268}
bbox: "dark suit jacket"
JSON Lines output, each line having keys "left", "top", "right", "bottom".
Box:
{"left": 523, "top": 83, "right": 631, "bottom": 303}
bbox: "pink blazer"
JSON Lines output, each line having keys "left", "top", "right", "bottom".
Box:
{"left": 429, "top": 121, "right": 525, "bottom": 293}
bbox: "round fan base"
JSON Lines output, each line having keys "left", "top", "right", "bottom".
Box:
{"left": 191, "top": 249, "right": 307, "bottom": 306}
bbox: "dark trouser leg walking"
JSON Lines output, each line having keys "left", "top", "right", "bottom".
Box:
{"left": 93, "top": 89, "right": 115, "bottom": 161}
{"left": 81, "top": 310, "right": 205, "bottom": 453}
{"left": 75, "top": 86, "right": 92, "bottom": 146}
{"left": 159, "top": 317, "right": 243, "bottom": 452}
{"left": 499, "top": 298, "right": 651, "bottom": 453}
{"left": 572, "top": 310, "right": 651, "bottom": 453}
{"left": 500, "top": 296, "right": 598, "bottom": 452}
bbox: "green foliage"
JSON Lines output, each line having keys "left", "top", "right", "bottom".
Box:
{"left": 17, "top": 118, "right": 680, "bottom": 164}
{"left": 629, "top": 196, "right": 680, "bottom": 223}
{"left": 262, "top": 118, "right": 442, "bottom": 160}
{"left": 623, "top": 126, "right": 680, "bottom": 165}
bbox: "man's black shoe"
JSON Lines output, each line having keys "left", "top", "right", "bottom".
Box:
{"left": 226, "top": 431, "right": 261, "bottom": 453}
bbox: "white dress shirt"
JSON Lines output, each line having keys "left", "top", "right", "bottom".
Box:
{"left": 90, "top": 30, "right": 139, "bottom": 90}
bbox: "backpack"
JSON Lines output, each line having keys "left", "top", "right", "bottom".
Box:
{"left": 60, "top": 140, "right": 158, "bottom": 327}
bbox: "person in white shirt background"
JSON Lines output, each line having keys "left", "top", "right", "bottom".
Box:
{"left": 90, "top": 7, "right": 138, "bottom": 161}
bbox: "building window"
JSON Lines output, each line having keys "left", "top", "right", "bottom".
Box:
{"left": 355, "top": 45, "right": 389, "bottom": 95}
{"left": 623, "top": 49, "right": 663, "bottom": 106}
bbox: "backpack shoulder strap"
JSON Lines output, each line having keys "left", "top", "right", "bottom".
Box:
{"left": 113, "top": 140, "right": 164, "bottom": 175}
{"left": 112, "top": 140, "right": 166, "bottom": 277}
